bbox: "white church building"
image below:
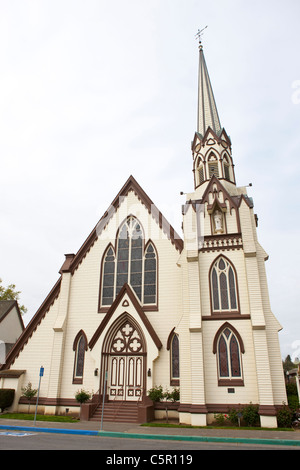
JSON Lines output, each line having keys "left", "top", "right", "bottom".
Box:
{"left": 0, "top": 42, "right": 287, "bottom": 427}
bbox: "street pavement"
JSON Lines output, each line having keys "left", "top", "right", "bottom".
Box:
{"left": 0, "top": 417, "right": 299, "bottom": 449}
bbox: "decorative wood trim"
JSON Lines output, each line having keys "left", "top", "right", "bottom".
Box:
{"left": 202, "top": 233, "right": 243, "bottom": 252}
{"left": 67, "top": 176, "right": 183, "bottom": 277}
{"left": 89, "top": 283, "right": 162, "bottom": 351}
{"left": 0, "top": 278, "right": 61, "bottom": 371}
{"left": 212, "top": 322, "right": 245, "bottom": 354}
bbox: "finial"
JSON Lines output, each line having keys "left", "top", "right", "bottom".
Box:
{"left": 196, "top": 26, "right": 208, "bottom": 49}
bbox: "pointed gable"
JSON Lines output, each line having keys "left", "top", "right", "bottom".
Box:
{"left": 66, "top": 175, "right": 183, "bottom": 274}
{"left": 89, "top": 283, "right": 162, "bottom": 350}
{"left": 201, "top": 175, "right": 238, "bottom": 213}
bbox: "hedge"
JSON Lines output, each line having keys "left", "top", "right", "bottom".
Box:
{"left": 0, "top": 389, "right": 15, "bottom": 412}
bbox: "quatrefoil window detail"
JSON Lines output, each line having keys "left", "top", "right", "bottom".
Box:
{"left": 110, "top": 320, "right": 144, "bottom": 354}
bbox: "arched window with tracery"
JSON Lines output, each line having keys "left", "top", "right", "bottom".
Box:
{"left": 213, "top": 324, "right": 244, "bottom": 386}
{"left": 171, "top": 334, "right": 180, "bottom": 384}
{"left": 167, "top": 329, "right": 180, "bottom": 386}
{"left": 73, "top": 331, "right": 88, "bottom": 384}
{"left": 210, "top": 256, "right": 239, "bottom": 314}
{"left": 100, "top": 217, "right": 157, "bottom": 309}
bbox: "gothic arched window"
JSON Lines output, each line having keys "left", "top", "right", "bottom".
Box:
{"left": 100, "top": 217, "right": 157, "bottom": 309}
{"left": 143, "top": 243, "right": 157, "bottom": 305}
{"left": 208, "top": 152, "right": 219, "bottom": 178}
{"left": 167, "top": 329, "right": 180, "bottom": 386}
{"left": 171, "top": 334, "right": 180, "bottom": 383}
{"left": 213, "top": 324, "right": 244, "bottom": 385}
{"left": 73, "top": 331, "right": 88, "bottom": 384}
{"left": 210, "top": 256, "right": 239, "bottom": 314}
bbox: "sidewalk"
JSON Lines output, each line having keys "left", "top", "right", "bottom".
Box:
{"left": 0, "top": 418, "right": 300, "bottom": 447}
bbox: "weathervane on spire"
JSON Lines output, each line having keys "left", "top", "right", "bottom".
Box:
{"left": 196, "top": 26, "right": 208, "bottom": 48}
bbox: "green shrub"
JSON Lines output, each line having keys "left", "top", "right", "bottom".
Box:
{"left": 214, "top": 413, "right": 226, "bottom": 425}
{"left": 226, "top": 407, "right": 240, "bottom": 426}
{"left": 147, "top": 385, "right": 164, "bottom": 402}
{"left": 170, "top": 387, "right": 180, "bottom": 402}
{"left": 287, "top": 395, "right": 299, "bottom": 412}
{"left": 74, "top": 389, "right": 92, "bottom": 404}
{"left": 0, "top": 389, "right": 15, "bottom": 412}
{"left": 21, "top": 382, "right": 38, "bottom": 413}
{"left": 242, "top": 403, "right": 259, "bottom": 427}
{"left": 148, "top": 386, "right": 180, "bottom": 403}
{"left": 276, "top": 404, "right": 293, "bottom": 428}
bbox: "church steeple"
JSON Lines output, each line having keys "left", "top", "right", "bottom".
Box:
{"left": 197, "top": 43, "right": 221, "bottom": 137}
{"left": 192, "top": 37, "right": 235, "bottom": 192}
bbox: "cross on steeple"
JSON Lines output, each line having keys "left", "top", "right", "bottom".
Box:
{"left": 195, "top": 26, "right": 208, "bottom": 48}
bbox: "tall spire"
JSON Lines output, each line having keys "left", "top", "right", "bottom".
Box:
{"left": 197, "top": 42, "right": 221, "bottom": 137}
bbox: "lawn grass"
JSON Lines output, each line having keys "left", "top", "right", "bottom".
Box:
{"left": 0, "top": 412, "right": 79, "bottom": 423}
{"left": 141, "top": 422, "right": 294, "bottom": 432}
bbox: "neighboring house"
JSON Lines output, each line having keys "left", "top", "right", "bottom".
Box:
{"left": 0, "top": 300, "right": 25, "bottom": 363}
{"left": 0, "top": 43, "right": 287, "bottom": 427}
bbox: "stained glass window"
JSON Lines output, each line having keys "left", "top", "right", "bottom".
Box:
{"left": 171, "top": 334, "right": 180, "bottom": 379}
{"left": 217, "top": 328, "right": 242, "bottom": 379}
{"left": 101, "top": 217, "right": 157, "bottom": 307}
{"left": 144, "top": 243, "right": 156, "bottom": 304}
{"left": 73, "top": 333, "right": 87, "bottom": 383}
{"left": 102, "top": 247, "right": 115, "bottom": 305}
{"left": 210, "top": 257, "right": 238, "bottom": 313}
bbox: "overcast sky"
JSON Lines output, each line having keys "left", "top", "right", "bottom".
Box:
{"left": 0, "top": 0, "right": 299, "bottom": 360}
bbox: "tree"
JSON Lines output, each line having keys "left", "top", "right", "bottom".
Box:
{"left": 0, "top": 278, "right": 27, "bottom": 314}
{"left": 283, "top": 355, "right": 297, "bottom": 373}
{"left": 21, "top": 382, "right": 37, "bottom": 413}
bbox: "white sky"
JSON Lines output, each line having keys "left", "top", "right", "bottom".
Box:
{"left": 0, "top": 0, "right": 299, "bottom": 360}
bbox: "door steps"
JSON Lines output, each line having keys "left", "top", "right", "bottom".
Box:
{"left": 90, "top": 400, "right": 140, "bottom": 423}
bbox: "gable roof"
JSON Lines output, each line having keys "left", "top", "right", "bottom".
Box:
{"left": 1, "top": 175, "right": 175, "bottom": 370}
{"left": 89, "top": 283, "right": 162, "bottom": 351}
{"left": 64, "top": 175, "right": 183, "bottom": 275}
{"left": 0, "top": 300, "right": 25, "bottom": 330}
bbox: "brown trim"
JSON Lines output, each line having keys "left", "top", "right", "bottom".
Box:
{"left": 72, "top": 330, "right": 88, "bottom": 352}
{"left": 179, "top": 403, "right": 277, "bottom": 417}
{"left": 217, "top": 379, "right": 244, "bottom": 386}
{"left": 0, "top": 369, "right": 26, "bottom": 378}
{"left": 201, "top": 233, "right": 243, "bottom": 253}
{"left": 17, "top": 398, "right": 278, "bottom": 417}
{"left": 98, "top": 242, "right": 115, "bottom": 313}
{"left": 72, "top": 330, "right": 88, "bottom": 385}
{"left": 212, "top": 322, "right": 245, "bottom": 354}
{"left": 202, "top": 314, "right": 250, "bottom": 321}
{"left": 89, "top": 283, "right": 162, "bottom": 351}
{"left": 0, "top": 300, "right": 25, "bottom": 332}
{"left": 0, "top": 278, "right": 61, "bottom": 371}
{"left": 67, "top": 176, "right": 183, "bottom": 276}
{"left": 166, "top": 327, "right": 176, "bottom": 351}
{"left": 178, "top": 403, "right": 208, "bottom": 414}
{"left": 170, "top": 379, "right": 180, "bottom": 386}
{"left": 19, "top": 396, "right": 80, "bottom": 408}
{"left": 258, "top": 405, "right": 277, "bottom": 416}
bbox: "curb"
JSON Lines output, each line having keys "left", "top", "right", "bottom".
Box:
{"left": 1, "top": 424, "right": 300, "bottom": 447}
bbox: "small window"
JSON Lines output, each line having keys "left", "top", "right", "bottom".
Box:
{"left": 73, "top": 331, "right": 88, "bottom": 384}
{"left": 199, "top": 166, "right": 204, "bottom": 184}
{"left": 224, "top": 164, "right": 230, "bottom": 181}
{"left": 208, "top": 162, "right": 219, "bottom": 178}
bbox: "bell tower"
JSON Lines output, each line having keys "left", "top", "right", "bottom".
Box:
{"left": 192, "top": 37, "right": 236, "bottom": 196}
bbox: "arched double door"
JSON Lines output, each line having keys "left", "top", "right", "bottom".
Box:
{"left": 101, "top": 314, "right": 146, "bottom": 401}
